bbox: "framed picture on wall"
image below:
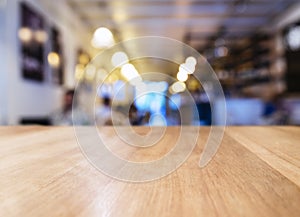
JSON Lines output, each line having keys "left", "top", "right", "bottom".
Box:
{"left": 19, "top": 2, "right": 47, "bottom": 82}
{"left": 48, "top": 26, "right": 64, "bottom": 85}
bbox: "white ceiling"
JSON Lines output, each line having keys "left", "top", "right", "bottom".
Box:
{"left": 63, "top": 0, "right": 299, "bottom": 50}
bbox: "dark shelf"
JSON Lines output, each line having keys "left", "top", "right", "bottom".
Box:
{"left": 210, "top": 33, "right": 275, "bottom": 91}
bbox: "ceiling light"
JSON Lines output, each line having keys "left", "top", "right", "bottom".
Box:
{"left": 185, "top": 56, "right": 197, "bottom": 67}
{"left": 177, "top": 70, "right": 188, "bottom": 82}
{"left": 75, "top": 64, "right": 85, "bottom": 81}
{"left": 111, "top": 51, "right": 129, "bottom": 68}
{"left": 179, "top": 63, "right": 195, "bottom": 75}
{"left": 171, "top": 81, "right": 186, "bottom": 93}
{"left": 185, "top": 57, "right": 197, "bottom": 74}
{"left": 286, "top": 26, "right": 300, "bottom": 51}
{"left": 121, "top": 64, "right": 142, "bottom": 85}
{"left": 47, "top": 52, "right": 60, "bottom": 68}
{"left": 34, "top": 30, "right": 48, "bottom": 43}
{"left": 107, "top": 73, "right": 119, "bottom": 83}
{"left": 91, "top": 27, "right": 115, "bottom": 49}
{"left": 121, "top": 64, "right": 138, "bottom": 80}
{"left": 18, "top": 27, "right": 33, "bottom": 43}
{"left": 85, "top": 65, "right": 96, "bottom": 81}
{"left": 96, "top": 68, "right": 107, "bottom": 82}
{"left": 113, "top": 10, "right": 127, "bottom": 23}
{"left": 79, "top": 53, "right": 90, "bottom": 65}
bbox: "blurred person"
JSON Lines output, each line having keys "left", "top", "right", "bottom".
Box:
{"left": 129, "top": 104, "right": 140, "bottom": 125}
{"left": 141, "top": 111, "right": 151, "bottom": 126}
{"left": 96, "top": 96, "right": 127, "bottom": 126}
{"left": 166, "top": 109, "right": 180, "bottom": 126}
{"left": 261, "top": 94, "right": 289, "bottom": 125}
{"left": 96, "top": 96, "right": 112, "bottom": 125}
{"left": 129, "top": 104, "right": 151, "bottom": 126}
{"left": 192, "top": 89, "right": 211, "bottom": 125}
{"left": 51, "top": 89, "right": 90, "bottom": 125}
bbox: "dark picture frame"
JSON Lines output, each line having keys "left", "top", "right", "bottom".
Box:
{"left": 19, "top": 2, "right": 45, "bottom": 82}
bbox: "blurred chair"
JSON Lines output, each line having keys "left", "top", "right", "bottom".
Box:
{"left": 20, "top": 117, "right": 51, "bottom": 126}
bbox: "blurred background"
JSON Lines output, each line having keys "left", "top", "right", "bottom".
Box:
{"left": 1, "top": 0, "right": 300, "bottom": 126}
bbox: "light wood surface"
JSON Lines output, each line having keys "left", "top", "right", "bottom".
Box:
{"left": 0, "top": 126, "right": 300, "bottom": 217}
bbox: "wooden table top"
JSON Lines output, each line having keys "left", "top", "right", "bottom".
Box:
{"left": 0, "top": 126, "right": 300, "bottom": 217}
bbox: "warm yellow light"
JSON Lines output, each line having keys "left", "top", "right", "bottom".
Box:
{"left": 111, "top": 52, "right": 128, "bottom": 68}
{"left": 47, "top": 52, "right": 60, "bottom": 68}
{"left": 177, "top": 70, "right": 188, "bottom": 82}
{"left": 107, "top": 74, "right": 119, "bottom": 83}
{"left": 188, "top": 79, "right": 200, "bottom": 91}
{"left": 34, "top": 30, "right": 48, "bottom": 43}
{"left": 169, "top": 86, "right": 175, "bottom": 95}
{"left": 79, "top": 53, "right": 90, "bottom": 65}
{"left": 113, "top": 10, "right": 127, "bottom": 23}
{"left": 75, "top": 64, "right": 85, "bottom": 81}
{"left": 91, "top": 27, "right": 115, "bottom": 49}
{"left": 121, "top": 64, "right": 142, "bottom": 85}
{"left": 85, "top": 65, "right": 96, "bottom": 81}
{"left": 18, "top": 27, "right": 33, "bottom": 43}
{"left": 171, "top": 81, "right": 186, "bottom": 93}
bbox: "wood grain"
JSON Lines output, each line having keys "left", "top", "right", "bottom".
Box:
{"left": 0, "top": 126, "right": 300, "bottom": 217}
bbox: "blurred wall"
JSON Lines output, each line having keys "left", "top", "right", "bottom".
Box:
{"left": 0, "top": 5, "right": 7, "bottom": 124}
{"left": 1, "top": 0, "right": 92, "bottom": 124}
